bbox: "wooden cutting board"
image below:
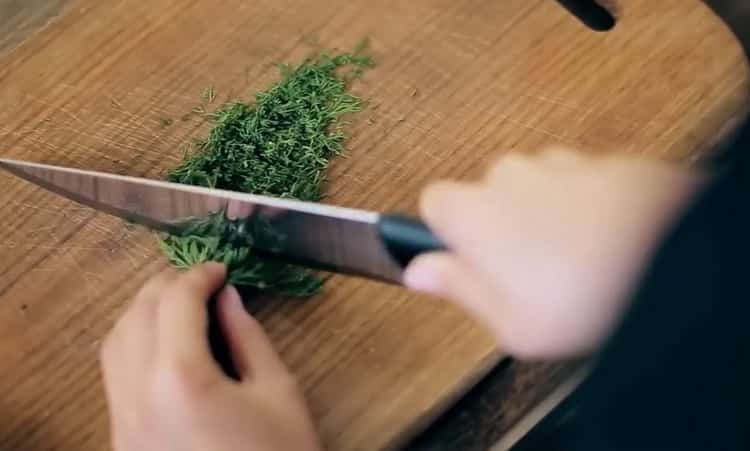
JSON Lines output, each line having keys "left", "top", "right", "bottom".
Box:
{"left": 0, "top": 1, "right": 746, "bottom": 450}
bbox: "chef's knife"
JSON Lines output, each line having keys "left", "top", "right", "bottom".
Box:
{"left": 0, "top": 157, "right": 446, "bottom": 379}
{"left": 0, "top": 158, "right": 445, "bottom": 284}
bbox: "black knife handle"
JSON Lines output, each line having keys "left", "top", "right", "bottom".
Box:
{"left": 210, "top": 215, "right": 443, "bottom": 376}
{"left": 377, "top": 214, "right": 447, "bottom": 267}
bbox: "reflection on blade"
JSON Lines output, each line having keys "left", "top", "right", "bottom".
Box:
{"left": 160, "top": 209, "right": 324, "bottom": 295}
{"left": 0, "top": 158, "right": 404, "bottom": 283}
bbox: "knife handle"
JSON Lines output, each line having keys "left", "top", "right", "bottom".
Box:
{"left": 377, "top": 214, "right": 447, "bottom": 267}
{"left": 208, "top": 214, "right": 443, "bottom": 377}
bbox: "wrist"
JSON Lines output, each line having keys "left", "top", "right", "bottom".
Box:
{"left": 593, "top": 168, "right": 709, "bottom": 347}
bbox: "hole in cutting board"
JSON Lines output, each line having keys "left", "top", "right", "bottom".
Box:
{"left": 555, "top": 0, "right": 617, "bottom": 31}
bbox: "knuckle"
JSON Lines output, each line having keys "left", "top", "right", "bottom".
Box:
{"left": 153, "top": 360, "right": 214, "bottom": 407}
{"left": 183, "top": 267, "right": 211, "bottom": 287}
{"left": 419, "top": 181, "right": 455, "bottom": 221}
{"left": 161, "top": 277, "right": 209, "bottom": 306}
{"left": 187, "top": 262, "right": 224, "bottom": 283}
{"left": 139, "top": 269, "right": 175, "bottom": 295}
{"left": 167, "top": 268, "right": 214, "bottom": 299}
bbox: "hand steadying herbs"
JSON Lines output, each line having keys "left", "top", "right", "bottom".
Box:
{"left": 161, "top": 44, "right": 374, "bottom": 296}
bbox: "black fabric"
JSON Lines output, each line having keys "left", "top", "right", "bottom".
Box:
{"left": 570, "top": 120, "right": 750, "bottom": 450}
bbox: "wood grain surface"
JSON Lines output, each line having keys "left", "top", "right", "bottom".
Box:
{"left": 0, "top": 0, "right": 69, "bottom": 56}
{"left": 0, "top": 1, "right": 747, "bottom": 451}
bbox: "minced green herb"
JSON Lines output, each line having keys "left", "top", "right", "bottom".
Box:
{"left": 162, "top": 42, "right": 374, "bottom": 296}
{"left": 160, "top": 211, "right": 323, "bottom": 296}
{"left": 203, "top": 85, "right": 217, "bottom": 104}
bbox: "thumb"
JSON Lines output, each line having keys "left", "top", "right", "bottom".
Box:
{"left": 216, "top": 286, "right": 291, "bottom": 383}
{"left": 404, "top": 252, "right": 504, "bottom": 331}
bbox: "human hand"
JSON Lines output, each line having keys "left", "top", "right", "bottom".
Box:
{"left": 405, "top": 149, "right": 705, "bottom": 359}
{"left": 100, "top": 263, "right": 322, "bottom": 451}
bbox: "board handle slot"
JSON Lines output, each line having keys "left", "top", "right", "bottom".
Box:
{"left": 555, "top": 0, "right": 617, "bottom": 31}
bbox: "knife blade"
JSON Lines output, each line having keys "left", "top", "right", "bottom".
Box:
{"left": 0, "top": 158, "right": 445, "bottom": 284}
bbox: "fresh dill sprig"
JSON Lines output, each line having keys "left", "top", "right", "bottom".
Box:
{"left": 160, "top": 213, "right": 322, "bottom": 296}
{"left": 162, "top": 41, "right": 374, "bottom": 296}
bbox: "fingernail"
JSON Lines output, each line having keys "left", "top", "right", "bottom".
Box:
{"left": 403, "top": 259, "right": 440, "bottom": 293}
{"left": 204, "top": 261, "right": 227, "bottom": 275}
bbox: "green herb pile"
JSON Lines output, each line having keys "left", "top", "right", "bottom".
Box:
{"left": 160, "top": 43, "right": 374, "bottom": 297}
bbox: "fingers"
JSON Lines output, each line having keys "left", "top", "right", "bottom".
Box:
{"left": 404, "top": 252, "right": 505, "bottom": 336}
{"left": 116, "top": 269, "right": 177, "bottom": 340}
{"left": 101, "top": 269, "right": 177, "bottom": 386}
{"left": 419, "top": 179, "right": 517, "bottom": 280}
{"left": 100, "top": 270, "right": 178, "bottom": 421}
{"left": 226, "top": 199, "right": 254, "bottom": 220}
{"left": 157, "top": 262, "right": 227, "bottom": 374}
{"left": 403, "top": 248, "right": 571, "bottom": 358}
{"left": 419, "top": 180, "right": 488, "bottom": 249}
{"left": 215, "top": 285, "right": 291, "bottom": 383}
{"left": 412, "top": 147, "right": 687, "bottom": 360}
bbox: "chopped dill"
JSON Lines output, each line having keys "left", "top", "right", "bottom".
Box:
{"left": 162, "top": 41, "right": 374, "bottom": 296}
{"left": 160, "top": 212, "right": 322, "bottom": 296}
{"left": 203, "top": 85, "right": 217, "bottom": 104}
